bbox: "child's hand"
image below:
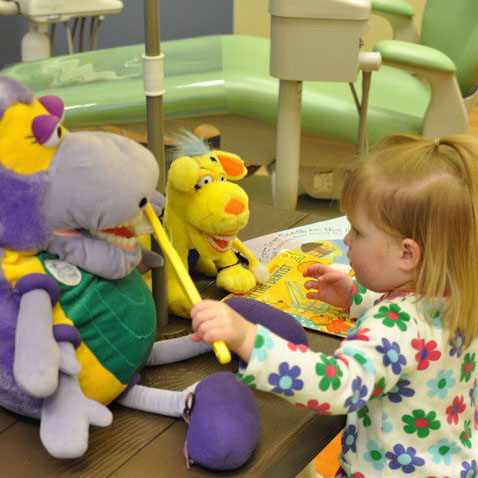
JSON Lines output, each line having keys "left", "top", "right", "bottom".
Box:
{"left": 190, "top": 300, "right": 258, "bottom": 363}
{"left": 303, "top": 263, "right": 353, "bottom": 309}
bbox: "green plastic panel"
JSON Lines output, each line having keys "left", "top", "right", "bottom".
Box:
{"left": 375, "top": 40, "right": 456, "bottom": 73}
{"left": 1, "top": 35, "right": 429, "bottom": 145}
{"left": 421, "top": 0, "right": 478, "bottom": 97}
{"left": 371, "top": 0, "right": 415, "bottom": 17}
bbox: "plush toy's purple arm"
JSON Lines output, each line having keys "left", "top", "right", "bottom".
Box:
{"left": 12, "top": 274, "right": 113, "bottom": 458}
{"left": 13, "top": 275, "right": 62, "bottom": 397}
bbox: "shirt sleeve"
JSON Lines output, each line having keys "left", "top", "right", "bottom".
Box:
{"left": 349, "top": 280, "right": 382, "bottom": 321}
{"left": 238, "top": 296, "right": 421, "bottom": 415}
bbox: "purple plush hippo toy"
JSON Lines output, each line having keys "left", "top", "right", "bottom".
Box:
{"left": 0, "top": 77, "right": 308, "bottom": 469}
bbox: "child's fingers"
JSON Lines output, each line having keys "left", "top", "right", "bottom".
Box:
{"left": 304, "top": 279, "right": 320, "bottom": 290}
{"left": 191, "top": 299, "right": 223, "bottom": 315}
{"left": 302, "top": 262, "right": 330, "bottom": 278}
{"left": 190, "top": 332, "right": 201, "bottom": 342}
{"left": 194, "top": 318, "right": 229, "bottom": 343}
{"left": 320, "top": 271, "right": 347, "bottom": 283}
{"left": 191, "top": 309, "right": 222, "bottom": 332}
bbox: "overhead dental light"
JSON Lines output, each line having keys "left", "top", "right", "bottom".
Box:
{"left": 0, "top": 0, "right": 123, "bottom": 61}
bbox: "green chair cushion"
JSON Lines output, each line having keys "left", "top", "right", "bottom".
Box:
{"left": 1, "top": 35, "right": 429, "bottom": 145}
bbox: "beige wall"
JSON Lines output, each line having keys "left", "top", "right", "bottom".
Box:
{"left": 234, "top": 0, "right": 426, "bottom": 50}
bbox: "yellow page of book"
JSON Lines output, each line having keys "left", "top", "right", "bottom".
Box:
{"left": 226, "top": 246, "right": 356, "bottom": 338}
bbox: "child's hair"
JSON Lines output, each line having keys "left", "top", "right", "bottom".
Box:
{"left": 341, "top": 134, "right": 478, "bottom": 346}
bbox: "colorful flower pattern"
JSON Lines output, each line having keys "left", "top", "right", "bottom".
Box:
{"left": 268, "top": 362, "right": 303, "bottom": 396}
{"left": 412, "top": 338, "right": 441, "bottom": 370}
{"left": 402, "top": 409, "right": 440, "bottom": 438}
{"left": 239, "top": 287, "right": 478, "bottom": 476}
{"left": 374, "top": 303, "right": 410, "bottom": 331}
{"left": 427, "top": 369, "right": 455, "bottom": 399}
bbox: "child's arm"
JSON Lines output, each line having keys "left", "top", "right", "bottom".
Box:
{"left": 192, "top": 297, "right": 421, "bottom": 416}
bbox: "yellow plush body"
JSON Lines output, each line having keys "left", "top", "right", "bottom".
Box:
{"left": 164, "top": 139, "right": 268, "bottom": 317}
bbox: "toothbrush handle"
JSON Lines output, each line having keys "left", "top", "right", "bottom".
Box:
{"left": 144, "top": 204, "right": 231, "bottom": 364}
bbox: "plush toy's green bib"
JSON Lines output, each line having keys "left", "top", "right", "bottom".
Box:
{"left": 38, "top": 253, "right": 157, "bottom": 384}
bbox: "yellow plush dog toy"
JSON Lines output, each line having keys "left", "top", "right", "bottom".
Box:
{"left": 164, "top": 132, "right": 269, "bottom": 317}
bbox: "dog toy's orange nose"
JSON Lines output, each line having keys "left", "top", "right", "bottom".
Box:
{"left": 225, "top": 198, "right": 245, "bottom": 215}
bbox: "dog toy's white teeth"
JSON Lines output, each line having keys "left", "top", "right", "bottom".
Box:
{"left": 206, "top": 233, "right": 237, "bottom": 252}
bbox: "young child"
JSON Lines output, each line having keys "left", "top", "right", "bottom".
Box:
{"left": 191, "top": 134, "right": 478, "bottom": 477}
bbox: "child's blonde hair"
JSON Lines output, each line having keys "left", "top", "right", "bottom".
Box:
{"left": 341, "top": 134, "right": 478, "bottom": 347}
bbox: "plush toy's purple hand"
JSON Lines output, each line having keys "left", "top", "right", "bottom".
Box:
{"left": 40, "top": 343, "right": 112, "bottom": 459}
{"left": 150, "top": 190, "right": 166, "bottom": 218}
{"left": 137, "top": 245, "right": 164, "bottom": 274}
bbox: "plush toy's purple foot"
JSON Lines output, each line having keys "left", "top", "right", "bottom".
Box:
{"left": 185, "top": 371, "right": 260, "bottom": 470}
{"left": 225, "top": 297, "right": 308, "bottom": 346}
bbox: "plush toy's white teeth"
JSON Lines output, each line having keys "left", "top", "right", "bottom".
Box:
{"left": 90, "top": 230, "right": 138, "bottom": 250}
{"left": 89, "top": 210, "right": 157, "bottom": 250}
{"left": 206, "top": 233, "right": 237, "bottom": 252}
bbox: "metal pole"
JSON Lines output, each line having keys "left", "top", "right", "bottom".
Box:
{"left": 144, "top": 0, "right": 168, "bottom": 328}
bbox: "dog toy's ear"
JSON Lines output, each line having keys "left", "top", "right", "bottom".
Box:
{"left": 212, "top": 150, "right": 247, "bottom": 181}
{"left": 168, "top": 156, "right": 201, "bottom": 192}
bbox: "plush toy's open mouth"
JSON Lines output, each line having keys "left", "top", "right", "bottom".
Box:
{"left": 91, "top": 226, "right": 138, "bottom": 250}
{"left": 206, "top": 233, "right": 237, "bottom": 252}
{"left": 54, "top": 211, "right": 149, "bottom": 251}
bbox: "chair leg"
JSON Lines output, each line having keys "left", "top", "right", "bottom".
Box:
{"left": 274, "top": 79, "right": 303, "bottom": 210}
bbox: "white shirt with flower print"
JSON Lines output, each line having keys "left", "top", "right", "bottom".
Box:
{"left": 238, "top": 283, "right": 478, "bottom": 477}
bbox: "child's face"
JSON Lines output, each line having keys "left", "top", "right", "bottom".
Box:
{"left": 344, "top": 206, "right": 408, "bottom": 293}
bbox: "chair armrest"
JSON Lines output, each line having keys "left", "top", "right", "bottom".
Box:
{"left": 371, "top": 0, "right": 418, "bottom": 42}
{"left": 374, "top": 40, "right": 456, "bottom": 73}
{"left": 374, "top": 40, "right": 467, "bottom": 137}
{"left": 372, "top": 0, "right": 415, "bottom": 17}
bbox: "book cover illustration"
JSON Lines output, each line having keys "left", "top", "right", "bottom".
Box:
{"left": 230, "top": 242, "right": 356, "bottom": 338}
{"left": 244, "top": 216, "right": 350, "bottom": 264}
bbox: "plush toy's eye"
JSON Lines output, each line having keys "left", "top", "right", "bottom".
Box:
{"left": 210, "top": 156, "right": 217, "bottom": 162}
{"left": 32, "top": 115, "right": 64, "bottom": 148}
{"left": 195, "top": 175, "right": 213, "bottom": 190}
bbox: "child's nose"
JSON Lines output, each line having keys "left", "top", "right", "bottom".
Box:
{"left": 225, "top": 198, "right": 245, "bottom": 215}
{"left": 344, "top": 232, "right": 351, "bottom": 246}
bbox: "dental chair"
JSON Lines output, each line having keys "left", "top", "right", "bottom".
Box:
{"left": 2, "top": 0, "right": 477, "bottom": 203}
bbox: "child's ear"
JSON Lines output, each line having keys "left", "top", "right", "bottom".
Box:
{"left": 400, "top": 238, "right": 421, "bottom": 272}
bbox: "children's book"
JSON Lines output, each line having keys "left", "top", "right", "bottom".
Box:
{"left": 244, "top": 215, "right": 350, "bottom": 264}
{"left": 228, "top": 240, "right": 356, "bottom": 338}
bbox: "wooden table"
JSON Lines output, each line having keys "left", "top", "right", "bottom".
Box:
{"left": 0, "top": 204, "right": 345, "bottom": 477}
